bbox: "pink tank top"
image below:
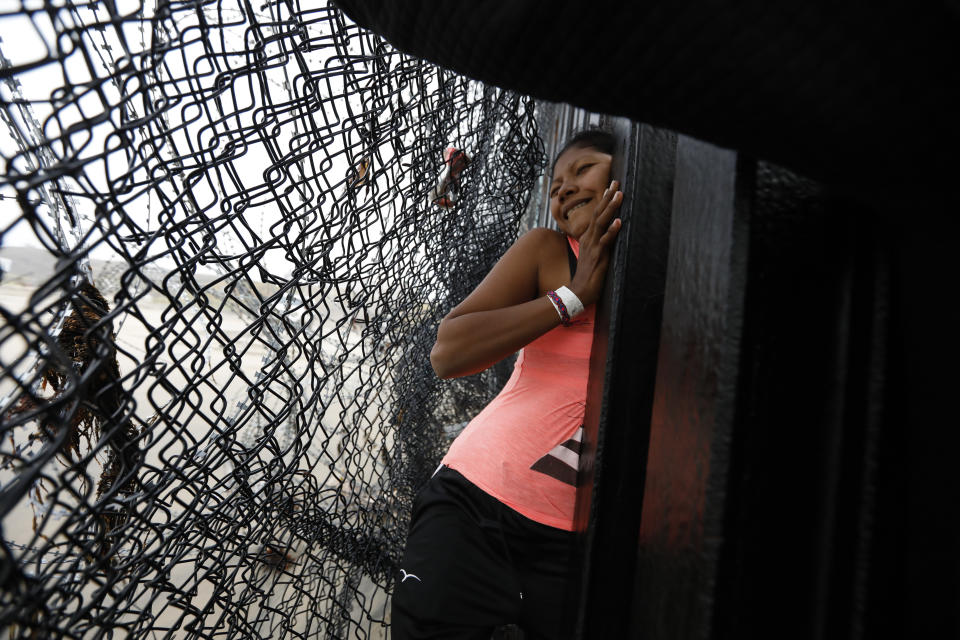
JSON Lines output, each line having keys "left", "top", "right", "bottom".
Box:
{"left": 442, "top": 236, "right": 594, "bottom": 530}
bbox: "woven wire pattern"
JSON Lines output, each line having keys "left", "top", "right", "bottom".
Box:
{"left": 0, "top": 1, "right": 545, "bottom": 636}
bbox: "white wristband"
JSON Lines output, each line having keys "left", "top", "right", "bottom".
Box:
{"left": 555, "top": 286, "right": 584, "bottom": 318}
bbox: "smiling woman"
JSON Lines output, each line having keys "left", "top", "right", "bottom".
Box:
{"left": 394, "top": 129, "right": 622, "bottom": 639}
{"left": 429, "top": 130, "right": 621, "bottom": 380}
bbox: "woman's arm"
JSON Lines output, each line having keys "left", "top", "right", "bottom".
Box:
{"left": 430, "top": 183, "right": 623, "bottom": 379}
{"left": 430, "top": 228, "right": 561, "bottom": 379}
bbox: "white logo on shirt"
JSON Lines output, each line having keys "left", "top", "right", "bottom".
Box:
{"left": 400, "top": 569, "right": 421, "bottom": 583}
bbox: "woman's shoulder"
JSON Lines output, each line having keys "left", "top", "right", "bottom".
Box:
{"left": 513, "top": 226, "right": 567, "bottom": 256}
{"left": 489, "top": 228, "right": 564, "bottom": 276}
{"left": 511, "top": 228, "right": 570, "bottom": 292}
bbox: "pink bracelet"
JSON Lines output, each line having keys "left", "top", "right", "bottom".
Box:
{"left": 546, "top": 290, "right": 571, "bottom": 326}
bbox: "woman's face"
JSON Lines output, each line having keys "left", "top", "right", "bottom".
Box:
{"left": 549, "top": 145, "right": 613, "bottom": 238}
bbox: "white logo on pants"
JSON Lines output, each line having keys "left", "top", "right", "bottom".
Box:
{"left": 400, "top": 569, "right": 421, "bottom": 583}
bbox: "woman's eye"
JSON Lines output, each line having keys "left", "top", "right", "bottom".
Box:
{"left": 577, "top": 163, "right": 593, "bottom": 175}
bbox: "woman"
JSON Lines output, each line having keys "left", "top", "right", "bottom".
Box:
{"left": 393, "top": 130, "right": 623, "bottom": 639}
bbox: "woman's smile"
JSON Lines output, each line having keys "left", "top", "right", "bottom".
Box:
{"left": 563, "top": 199, "right": 592, "bottom": 219}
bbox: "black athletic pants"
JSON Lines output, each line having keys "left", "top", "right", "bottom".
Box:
{"left": 391, "top": 467, "right": 574, "bottom": 640}
{"left": 391, "top": 467, "right": 576, "bottom": 640}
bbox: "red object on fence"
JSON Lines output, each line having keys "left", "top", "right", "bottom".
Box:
{"left": 431, "top": 147, "right": 470, "bottom": 208}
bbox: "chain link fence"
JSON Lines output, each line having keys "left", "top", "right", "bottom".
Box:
{"left": 0, "top": 1, "right": 545, "bottom": 636}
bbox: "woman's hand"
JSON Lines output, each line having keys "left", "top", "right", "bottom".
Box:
{"left": 569, "top": 180, "right": 623, "bottom": 306}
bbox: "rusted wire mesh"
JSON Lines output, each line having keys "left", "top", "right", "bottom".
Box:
{"left": 0, "top": 1, "right": 545, "bottom": 636}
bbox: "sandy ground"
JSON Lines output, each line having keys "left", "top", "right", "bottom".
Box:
{"left": 1, "top": 276, "right": 392, "bottom": 638}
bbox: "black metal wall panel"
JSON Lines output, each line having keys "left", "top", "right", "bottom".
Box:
{"left": 623, "top": 137, "right": 752, "bottom": 639}
{"left": 705, "top": 167, "right": 882, "bottom": 640}
{"left": 887, "top": 216, "right": 960, "bottom": 638}
{"left": 707, "top": 174, "right": 960, "bottom": 639}
{"left": 549, "top": 114, "right": 958, "bottom": 640}
{"left": 573, "top": 121, "right": 676, "bottom": 638}
{"left": 575, "top": 132, "right": 960, "bottom": 638}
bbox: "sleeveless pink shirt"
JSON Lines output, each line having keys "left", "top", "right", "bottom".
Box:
{"left": 442, "top": 237, "right": 593, "bottom": 530}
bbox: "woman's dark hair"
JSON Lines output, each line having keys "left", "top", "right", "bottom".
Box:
{"left": 551, "top": 128, "right": 615, "bottom": 172}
